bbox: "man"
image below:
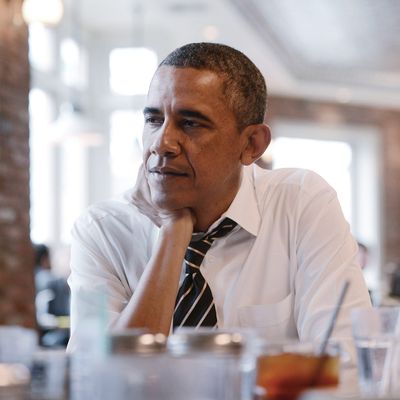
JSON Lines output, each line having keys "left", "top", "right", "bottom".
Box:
{"left": 67, "top": 43, "right": 370, "bottom": 353}
{"left": 34, "top": 243, "right": 70, "bottom": 346}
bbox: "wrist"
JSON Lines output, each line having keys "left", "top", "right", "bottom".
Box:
{"left": 159, "top": 212, "right": 194, "bottom": 244}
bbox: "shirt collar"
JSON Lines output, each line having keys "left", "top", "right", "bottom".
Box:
{"left": 225, "top": 165, "right": 260, "bottom": 236}
{"left": 202, "top": 165, "right": 260, "bottom": 238}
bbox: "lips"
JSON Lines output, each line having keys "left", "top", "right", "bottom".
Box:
{"left": 148, "top": 166, "right": 189, "bottom": 177}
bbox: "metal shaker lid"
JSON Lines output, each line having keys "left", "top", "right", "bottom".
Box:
{"left": 168, "top": 329, "right": 245, "bottom": 355}
{"left": 110, "top": 329, "right": 167, "bottom": 354}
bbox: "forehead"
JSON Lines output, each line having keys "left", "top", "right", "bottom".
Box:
{"left": 146, "top": 66, "right": 227, "bottom": 108}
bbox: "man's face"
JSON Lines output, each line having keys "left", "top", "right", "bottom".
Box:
{"left": 142, "top": 66, "right": 246, "bottom": 221}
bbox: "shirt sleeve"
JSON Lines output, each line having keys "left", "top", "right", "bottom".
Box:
{"left": 66, "top": 204, "right": 155, "bottom": 352}
{"left": 292, "top": 171, "right": 371, "bottom": 379}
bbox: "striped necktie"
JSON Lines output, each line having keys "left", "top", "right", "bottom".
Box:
{"left": 173, "top": 217, "right": 237, "bottom": 329}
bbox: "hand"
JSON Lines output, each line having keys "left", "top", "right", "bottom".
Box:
{"left": 131, "top": 164, "right": 195, "bottom": 230}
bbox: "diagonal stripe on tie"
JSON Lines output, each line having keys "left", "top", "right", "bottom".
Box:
{"left": 187, "top": 246, "right": 206, "bottom": 257}
{"left": 174, "top": 280, "right": 194, "bottom": 312}
{"left": 177, "top": 279, "right": 208, "bottom": 327}
{"left": 196, "top": 302, "right": 215, "bottom": 327}
{"left": 173, "top": 217, "right": 237, "bottom": 329}
{"left": 184, "top": 250, "right": 204, "bottom": 266}
{"left": 184, "top": 260, "right": 201, "bottom": 270}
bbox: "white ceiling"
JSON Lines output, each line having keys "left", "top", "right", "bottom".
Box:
{"left": 74, "top": 0, "right": 400, "bottom": 109}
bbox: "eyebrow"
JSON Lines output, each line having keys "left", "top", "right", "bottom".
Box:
{"left": 143, "top": 107, "right": 161, "bottom": 116}
{"left": 143, "top": 107, "right": 213, "bottom": 124}
{"left": 178, "top": 109, "right": 213, "bottom": 124}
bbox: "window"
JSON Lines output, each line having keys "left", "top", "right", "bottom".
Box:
{"left": 60, "top": 38, "right": 88, "bottom": 89}
{"left": 29, "top": 88, "right": 56, "bottom": 243}
{"left": 110, "top": 110, "right": 144, "bottom": 195}
{"left": 59, "top": 140, "right": 87, "bottom": 243}
{"left": 269, "top": 120, "right": 382, "bottom": 290}
{"left": 29, "top": 23, "right": 56, "bottom": 72}
{"left": 109, "top": 47, "right": 158, "bottom": 96}
{"left": 272, "top": 137, "right": 352, "bottom": 222}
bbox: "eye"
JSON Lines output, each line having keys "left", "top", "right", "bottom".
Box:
{"left": 181, "top": 119, "right": 200, "bottom": 128}
{"left": 144, "top": 116, "right": 163, "bottom": 126}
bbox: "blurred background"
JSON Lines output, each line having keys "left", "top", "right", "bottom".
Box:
{"left": 1, "top": 0, "right": 400, "bottom": 338}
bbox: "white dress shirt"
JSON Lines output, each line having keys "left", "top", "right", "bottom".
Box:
{"left": 68, "top": 165, "right": 371, "bottom": 361}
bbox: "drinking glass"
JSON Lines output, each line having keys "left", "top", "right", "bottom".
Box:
{"left": 254, "top": 340, "right": 340, "bottom": 400}
{"left": 0, "top": 326, "right": 38, "bottom": 364}
{"left": 30, "top": 349, "right": 68, "bottom": 400}
{"left": 351, "top": 306, "right": 400, "bottom": 397}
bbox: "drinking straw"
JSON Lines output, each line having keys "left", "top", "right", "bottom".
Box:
{"left": 310, "top": 280, "right": 350, "bottom": 386}
{"left": 318, "top": 280, "right": 350, "bottom": 356}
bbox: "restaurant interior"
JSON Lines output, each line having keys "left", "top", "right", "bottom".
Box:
{"left": 1, "top": 0, "right": 400, "bottom": 398}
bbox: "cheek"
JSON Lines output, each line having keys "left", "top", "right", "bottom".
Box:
{"left": 141, "top": 137, "right": 152, "bottom": 162}
{"left": 142, "top": 134, "right": 151, "bottom": 152}
{"left": 142, "top": 151, "right": 150, "bottom": 168}
{"left": 190, "top": 139, "right": 240, "bottom": 173}
{"left": 190, "top": 147, "right": 204, "bottom": 156}
{"left": 187, "top": 135, "right": 225, "bottom": 158}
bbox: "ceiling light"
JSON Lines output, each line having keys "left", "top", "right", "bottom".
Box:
{"left": 22, "top": 0, "right": 64, "bottom": 26}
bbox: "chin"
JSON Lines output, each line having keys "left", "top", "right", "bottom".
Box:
{"left": 152, "top": 194, "right": 190, "bottom": 212}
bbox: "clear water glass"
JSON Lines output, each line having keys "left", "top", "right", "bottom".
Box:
{"left": 351, "top": 306, "right": 400, "bottom": 397}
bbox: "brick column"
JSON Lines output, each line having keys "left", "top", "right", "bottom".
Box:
{"left": 0, "top": 0, "right": 36, "bottom": 327}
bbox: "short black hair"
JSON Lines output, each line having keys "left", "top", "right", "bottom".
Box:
{"left": 159, "top": 42, "right": 267, "bottom": 130}
{"left": 34, "top": 243, "right": 49, "bottom": 265}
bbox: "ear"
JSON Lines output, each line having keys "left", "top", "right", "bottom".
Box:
{"left": 240, "top": 124, "right": 271, "bottom": 166}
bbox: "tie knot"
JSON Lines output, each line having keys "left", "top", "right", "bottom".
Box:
{"left": 206, "top": 217, "right": 237, "bottom": 241}
{"left": 184, "top": 218, "right": 237, "bottom": 272}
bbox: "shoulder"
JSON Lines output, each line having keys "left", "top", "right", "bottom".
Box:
{"left": 72, "top": 188, "right": 155, "bottom": 239}
{"left": 247, "top": 164, "right": 335, "bottom": 198}
{"left": 244, "top": 165, "right": 338, "bottom": 218}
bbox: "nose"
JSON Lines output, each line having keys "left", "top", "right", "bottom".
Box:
{"left": 150, "top": 121, "right": 181, "bottom": 157}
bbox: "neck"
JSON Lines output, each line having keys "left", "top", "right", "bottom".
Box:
{"left": 193, "top": 181, "right": 240, "bottom": 233}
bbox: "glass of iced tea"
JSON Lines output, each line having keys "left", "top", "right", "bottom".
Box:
{"left": 254, "top": 340, "right": 340, "bottom": 400}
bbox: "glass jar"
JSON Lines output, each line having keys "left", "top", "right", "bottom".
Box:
{"left": 166, "top": 328, "right": 255, "bottom": 400}
{"left": 109, "top": 328, "right": 164, "bottom": 354}
{"left": 92, "top": 330, "right": 168, "bottom": 400}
